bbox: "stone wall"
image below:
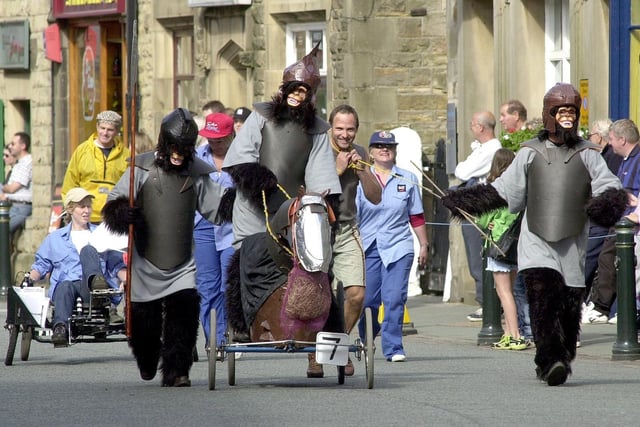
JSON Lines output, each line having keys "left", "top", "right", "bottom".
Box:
{"left": 0, "top": 1, "right": 55, "bottom": 275}
{"left": 329, "top": 0, "right": 447, "bottom": 155}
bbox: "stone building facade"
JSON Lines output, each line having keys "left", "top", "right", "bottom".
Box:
{"left": 2, "top": 1, "right": 449, "bottom": 295}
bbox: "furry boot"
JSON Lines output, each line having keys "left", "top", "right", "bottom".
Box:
{"left": 129, "top": 300, "right": 163, "bottom": 381}
{"left": 160, "top": 289, "right": 200, "bottom": 387}
{"left": 523, "top": 267, "right": 582, "bottom": 386}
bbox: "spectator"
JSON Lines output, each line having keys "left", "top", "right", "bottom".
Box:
{"left": 233, "top": 107, "right": 252, "bottom": 134}
{"left": 443, "top": 83, "right": 626, "bottom": 386}
{"left": 499, "top": 99, "right": 528, "bottom": 133}
{"left": 3, "top": 147, "right": 16, "bottom": 183}
{"left": 357, "top": 131, "right": 428, "bottom": 362}
{"left": 584, "top": 119, "right": 640, "bottom": 324}
{"left": 588, "top": 118, "right": 622, "bottom": 174}
{"left": 62, "top": 110, "right": 130, "bottom": 224}
{"left": 499, "top": 99, "right": 532, "bottom": 341}
{"left": 476, "top": 148, "right": 529, "bottom": 350}
{"left": 202, "top": 100, "right": 226, "bottom": 116}
{"left": 583, "top": 119, "right": 621, "bottom": 310}
{"left": 194, "top": 113, "right": 236, "bottom": 352}
{"left": 103, "top": 108, "right": 227, "bottom": 387}
{"left": 0, "top": 132, "right": 33, "bottom": 234}
{"left": 454, "top": 111, "right": 502, "bottom": 321}
{"left": 26, "top": 187, "right": 126, "bottom": 347}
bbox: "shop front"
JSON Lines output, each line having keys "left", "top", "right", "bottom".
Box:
{"left": 51, "top": 0, "right": 129, "bottom": 189}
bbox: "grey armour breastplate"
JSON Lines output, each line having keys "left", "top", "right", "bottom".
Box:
{"left": 523, "top": 139, "right": 592, "bottom": 242}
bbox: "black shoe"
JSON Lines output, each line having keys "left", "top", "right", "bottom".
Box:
{"left": 52, "top": 323, "right": 69, "bottom": 347}
{"left": 91, "top": 275, "right": 108, "bottom": 291}
{"left": 233, "top": 330, "right": 251, "bottom": 343}
{"left": 173, "top": 376, "right": 191, "bottom": 387}
{"left": 544, "top": 362, "right": 568, "bottom": 386}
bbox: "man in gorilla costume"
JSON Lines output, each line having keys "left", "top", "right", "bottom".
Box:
{"left": 102, "top": 108, "right": 228, "bottom": 387}
{"left": 443, "top": 83, "right": 627, "bottom": 386}
{"left": 222, "top": 44, "right": 342, "bottom": 377}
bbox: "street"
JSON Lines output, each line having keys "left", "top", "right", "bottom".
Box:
{"left": 1, "top": 295, "right": 640, "bottom": 426}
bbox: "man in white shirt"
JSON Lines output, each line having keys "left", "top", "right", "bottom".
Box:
{"left": 1, "top": 132, "right": 32, "bottom": 234}
{"left": 454, "top": 111, "right": 502, "bottom": 321}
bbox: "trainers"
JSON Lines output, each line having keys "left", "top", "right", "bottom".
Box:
{"left": 109, "top": 307, "right": 124, "bottom": 324}
{"left": 509, "top": 337, "right": 530, "bottom": 351}
{"left": 492, "top": 334, "right": 512, "bottom": 350}
{"left": 344, "top": 358, "right": 355, "bottom": 375}
{"left": 307, "top": 353, "right": 324, "bottom": 378}
{"left": 390, "top": 354, "right": 406, "bottom": 362}
{"left": 467, "top": 307, "right": 483, "bottom": 322}
{"left": 586, "top": 308, "right": 608, "bottom": 324}
{"left": 51, "top": 323, "right": 69, "bottom": 347}
{"left": 608, "top": 314, "right": 618, "bottom": 324}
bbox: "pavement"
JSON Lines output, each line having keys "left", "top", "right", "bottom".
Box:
{"left": 404, "top": 293, "right": 640, "bottom": 362}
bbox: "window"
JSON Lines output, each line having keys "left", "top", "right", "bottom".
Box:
{"left": 545, "top": 0, "right": 570, "bottom": 88}
{"left": 174, "top": 30, "right": 196, "bottom": 112}
{"left": 286, "top": 23, "right": 327, "bottom": 117}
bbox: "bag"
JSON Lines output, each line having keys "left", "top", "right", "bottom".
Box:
{"left": 486, "top": 212, "right": 523, "bottom": 265}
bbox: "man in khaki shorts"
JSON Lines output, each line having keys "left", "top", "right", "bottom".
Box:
{"left": 307, "top": 105, "right": 382, "bottom": 378}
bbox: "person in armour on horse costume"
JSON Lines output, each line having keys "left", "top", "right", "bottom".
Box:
{"left": 222, "top": 43, "right": 344, "bottom": 375}
{"left": 103, "top": 108, "right": 228, "bottom": 387}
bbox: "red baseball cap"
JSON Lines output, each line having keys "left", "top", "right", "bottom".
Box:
{"left": 199, "top": 113, "right": 234, "bottom": 139}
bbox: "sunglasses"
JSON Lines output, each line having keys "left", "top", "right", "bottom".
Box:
{"left": 370, "top": 143, "right": 395, "bottom": 149}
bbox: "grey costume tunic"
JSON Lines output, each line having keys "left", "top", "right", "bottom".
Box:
{"left": 492, "top": 139, "right": 622, "bottom": 288}
{"left": 108, "top": 153, "right": 226, "bottom": 302}
{"left": 222, "top": 106, "right": 342, "bottom": 245}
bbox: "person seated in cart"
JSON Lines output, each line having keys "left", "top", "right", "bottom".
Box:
{"left": 25, "top": 187, "right": 127, "bottom": 347}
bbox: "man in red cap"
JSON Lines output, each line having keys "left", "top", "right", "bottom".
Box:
{"left": 194, "top": 113, "right": 236, "bottom": 354}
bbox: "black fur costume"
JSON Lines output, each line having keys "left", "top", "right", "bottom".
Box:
{"left": 443, "top": 84, "right": 628, "bottom": 386}
{"left": 103, "top": 108, "right": 226, "bottom": 387}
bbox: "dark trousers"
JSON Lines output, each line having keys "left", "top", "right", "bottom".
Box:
{"left": 590, "top": 232, "right": 617, "bottom": 315}
{"left": 585, "top": 224, "right": 610, "bottom": 299}
{"left": 461, "top": 221, "right": 483, "bottom": 305}
{"left": 51, "top": 245, "right": 104, "bottom": 325}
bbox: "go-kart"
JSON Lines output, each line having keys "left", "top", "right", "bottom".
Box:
{"left": 4, "top": 273, "right": 127, "bottom": 366}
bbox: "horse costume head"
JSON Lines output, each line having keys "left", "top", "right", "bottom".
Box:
{"left": 266, "top": 187, "right": 335, "bottom": 338}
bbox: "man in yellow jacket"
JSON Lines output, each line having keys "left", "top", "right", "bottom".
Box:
{"left": 62, "top": 110, "right": 130, "bottom": 223}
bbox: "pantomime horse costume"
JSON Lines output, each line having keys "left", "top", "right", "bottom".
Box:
{"left": 443, "top": 83, "right": 627, "bottom": 386}
{"left": 222, "top": 44, "right": 343, "bottom": 348}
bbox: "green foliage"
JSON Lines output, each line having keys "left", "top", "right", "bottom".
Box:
{"left": 499, "top": 118, "right": 591, "bottom": 152}
{"left": 499, "top": 126, "right": 541, "bottom": 152}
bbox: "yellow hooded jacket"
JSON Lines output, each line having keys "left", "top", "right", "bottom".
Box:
{"left": 62, "top": 132, "right": 130, "bottom": 223}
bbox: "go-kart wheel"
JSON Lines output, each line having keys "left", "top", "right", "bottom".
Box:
{"left": 337, "top": 364, "right": 345, "bottom": 385}
{"left": 208, "top": 308, "right": 217, "bottom": 390}
{"left": 364, "top": 307, "right": 375, "bottom": 389}
{"left": 5, "top": 325, "right": 18, "bottom": 366}
{"left": 21, "top": 326, "right": 33, "bottom": 361}
{"left": 227, "top": 325, "right": 236, "bottom": 386}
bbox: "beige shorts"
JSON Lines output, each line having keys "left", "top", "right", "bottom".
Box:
{"left": 331, "top": 222, "right": 365, "bottom": 291}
